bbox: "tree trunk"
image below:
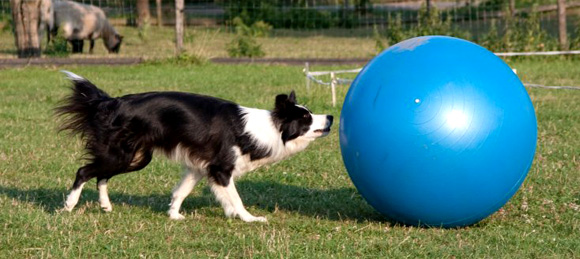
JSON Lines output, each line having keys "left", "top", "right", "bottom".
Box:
{"left": 557, "top": 0, "right": 568, "bottom": 50}
{"left": 136, "top": 0, "right": 150, "bottom": 28}
{"left": 156, "top": 0, "right": 162, "bottom": 27}
{"left": 175, "top": 0, "right": 184, "bottom": 54}
{"left": 10, "top": 0, "right": 43, "bottom": 58}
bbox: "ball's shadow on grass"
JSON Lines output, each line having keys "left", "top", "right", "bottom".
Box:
{"left": 0, "top": 181, "right": 385, "bottom": 222}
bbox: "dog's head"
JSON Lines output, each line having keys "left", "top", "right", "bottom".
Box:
{"left": 272, "top": 91, "right": 333, "bottom": 143}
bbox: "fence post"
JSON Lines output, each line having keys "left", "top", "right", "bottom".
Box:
{"left": 557, "top": 0, "right": 568, "bottom": 50}
{"left": 137, "top": 0, "right": 150, "bottom": 29}
{"left": 305, "top": 62, "right": 311, "bottom": 93}
{"left": 156, "top": 0, "right": 162, "bottom": 27}
{"left": 509, "top": 0, "right": 515, "bottom": 16}
{"left": 175, "top": 0, "right": 184, "bottom": 54}
{"left": 331, "top": 72, "right": 337, "bottom": 107}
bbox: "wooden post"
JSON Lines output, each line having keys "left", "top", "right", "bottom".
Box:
{"left": 175, "top": 0, "right": 184, "bottom": 54}
{"left": 137, "top": 0, "right": 150, "bottom": 28}
{"left": 10, "top": 0, "right": 42, "bottom": 58}
{"left": 305, "top": 62, "right": 311, "bottom": 93}
{"left": 156, "top": 0, "right": 162, "bottom": 27}
{"left": 509, "top": 0, "right": 515, "bottom": 16}
{"left": 330, "top": 72, "right": 337, "bottom": 107}
{"left": 557, "top": 0, "right": 568, "bottom": 50}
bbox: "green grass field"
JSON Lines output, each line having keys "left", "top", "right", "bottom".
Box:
{"left": 0, "top": 58, "right": 579, "bottom": 257}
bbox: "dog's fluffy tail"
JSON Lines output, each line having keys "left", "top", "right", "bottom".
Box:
{"left": 55, "top": 71, "right": 112, "bottom": 138}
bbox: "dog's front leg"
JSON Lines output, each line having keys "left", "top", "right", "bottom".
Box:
{"left": 168, "top": 167, "right": 205, "bottom": 220}
{"left": 210, "top": 177, "right": 267, "bottom": 223}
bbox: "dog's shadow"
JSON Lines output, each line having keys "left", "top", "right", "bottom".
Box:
{"left": 0, "top": 181, "right": 384, "bottom": 222}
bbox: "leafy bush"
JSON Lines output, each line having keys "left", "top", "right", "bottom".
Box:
{"left": 227, "top": 17, "right": 266, "bottom": 58}
{"left": 0, "top": 14, "right": 11, "bottom": 32}
{"left": 386, "top": 13, "right": 406, "bottom": 45}
{"left": 482, "top": 4, "right": 556, "bottom": 52}
{"left": 381, "top": 5, "right": 469, "bottom": 46}
{"left": 251, "top": 20, "right": 272, "bottom": 37}
{"left": 224, "top": 0, "right": 339, "bottom": 29}
{"left": 373, "top": 25, "right": 387, "bottom": 54}
{"left": 227, "top": 35, "right": 265, "bottom": 58}
{"left": 231, "top": 16, "right": 271, "bottom": 38}
{"left": 44, "top": 31, "right": 69, "bottom": 57}
{"left": 571, "top": 21, "right": 580, "bottom": 50}
{"left": 480, "top": 19, "right": 502, "bottom": 51}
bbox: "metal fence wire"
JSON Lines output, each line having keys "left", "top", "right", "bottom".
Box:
{"left": 1, "top": 0, "right": 580, "bottom": 51}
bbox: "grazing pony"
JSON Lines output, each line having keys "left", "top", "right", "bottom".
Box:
{"left": 51, "top": 0, "right": 123, "bottom": 53}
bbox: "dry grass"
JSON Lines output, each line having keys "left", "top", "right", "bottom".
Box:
{"left": 0, "top": 26, "right": 378, "bottom": 60}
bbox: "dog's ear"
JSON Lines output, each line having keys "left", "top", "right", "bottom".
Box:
{"left": 288, "top": 90, "right": 296, "bottom": 104}
{"left": 275, "top": 91, "right": 297, "bottom": 110}
{"left": 275, "top": 94, "right": 289, "bottom": 109}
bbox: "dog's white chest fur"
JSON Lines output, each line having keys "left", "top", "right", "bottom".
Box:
{"left": 232, "top": 107, "right": 313, "bottom": 177}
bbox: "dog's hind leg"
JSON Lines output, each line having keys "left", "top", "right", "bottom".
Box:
{"left": 96, "top": 149, "right": 153, "bottom": 212}
{"left": 64, "top": 165, "right": 99, "bottom": 211}
{"left": 209, "top": 175, "right": 267, "bottom": 223}
{"left": 97, "top": 178, "right": 112, "bottom": 212}
{"left": 168, "top": 167, "right": 205, "bottom": 220}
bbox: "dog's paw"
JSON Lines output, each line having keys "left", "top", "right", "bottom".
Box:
{"left": 57, "top": 207, "right": 71, "bottom": 213}
{"left": 101, "top": 206, "right": 112, "bottom": 212}
{"left": 241, "top": 215, "right": 268, "bottom": 223}
{"left": 62, "top": 204, "right": 74, "bottom": 212}
{"left": 168, "top": 211, "right": 186, "bottom": 220}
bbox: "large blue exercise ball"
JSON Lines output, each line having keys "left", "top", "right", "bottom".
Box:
{"left": 339, "top": 36, "right": 537, "bottom": 227}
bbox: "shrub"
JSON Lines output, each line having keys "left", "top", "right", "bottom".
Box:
{"left": 0, "top": 14, "right": 11, "bottom": 32}
{"left": 385, "top": 13, "right": 406, "bottom": 45}
{"left": 480, "top": 19, "right": 502, "bottom": 51}
{"left": 571, "top": 21, "right": 580, "bottom": 50}
{"left": 373, "top": 25, "right": 387, "bottom": 54}
{"left": 251, "top": 20, "right": 272, "bottom": 37}
{"left": 227, "top": 17, "right": 267, "bottom": 58}
{"left": 227, "top": 35, "right": 265, "bottom": 58}
{"left": 224, "top": 1, "right": 337, "bottom": 29}
{"left": 44, "top": 31, "right": 69, "bottom": 57}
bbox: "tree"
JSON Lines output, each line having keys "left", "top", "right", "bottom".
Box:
{"left": 10, "top": 0, "right": 44, "bottom": 58}
{"left": 136, "top": 0, "right": 150, "bottom": 28}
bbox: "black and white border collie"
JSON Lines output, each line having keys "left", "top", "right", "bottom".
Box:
{"left": 56, "top": 71, "right": 333, "bottom": 222}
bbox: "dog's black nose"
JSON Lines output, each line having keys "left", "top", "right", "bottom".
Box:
{"left": 326, "top": 115, "right": 334, "bottom": 126}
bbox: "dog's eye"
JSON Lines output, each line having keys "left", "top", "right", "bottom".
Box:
{"left": 303, "top": 114, "right": 309, "bottom": 118}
